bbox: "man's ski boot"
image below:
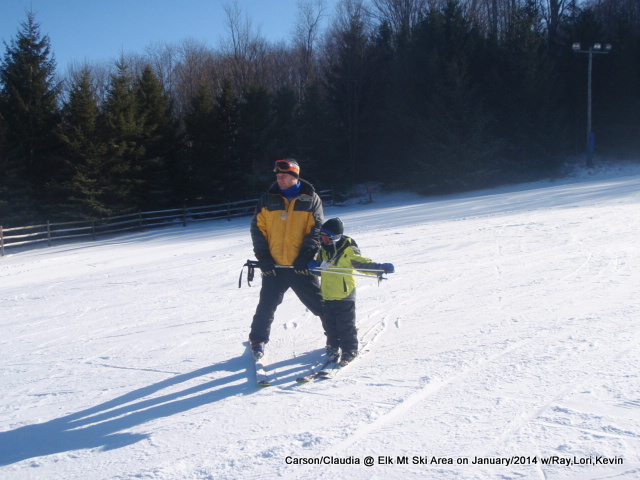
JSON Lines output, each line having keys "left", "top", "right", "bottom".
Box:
{"left": 251, "top": 340, "right": 265, "bottom": 359}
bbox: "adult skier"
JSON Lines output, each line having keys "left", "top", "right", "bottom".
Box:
{"left": 248, "top": 159, "right": 328, "bottom": 359}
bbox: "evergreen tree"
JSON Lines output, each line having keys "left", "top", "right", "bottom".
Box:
{"left": 403, "top": 1, "right": 499, "bottom": 190}
{"left": 0, "top": 11, "right": 61, "bottom": 221}
{"left": 269, "top": 86, "right": 300, "bottom": 161}
{"left": 322, "top": 1, "right": 379, "bottom": 182}
{"left": 298, "top": 80, "right": 341, "bottom": 187}
{"left": 0, "top": 113, "right": 8, "bottom": 218}
{"left": 491, "top": 3, "right": 567, "bottom": 176}
{"left": 211, "top": 80, "right": 242, "bottom": 198}
{"left": 183, "top": 83, "right": 220, "bottom": 202}
{"left": 588, "top": 1, "right": 640, "bottom": 157}
{"left": 134, "top": 64, "right": 178, "bottom": 208}
{"left": 237, "top": 84, "right": 273, "bottom": 182}
{"left": 58, "top": 67, "right": 109, "bottom": 218}
{"left": 356, "top": 20, "right": 396, "bottom": 182}
{"left": 99, "top": 58, "right": 145, "bottom": 212}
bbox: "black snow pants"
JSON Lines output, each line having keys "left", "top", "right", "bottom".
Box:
{"left": 249, "top": 269, "right": 331, "bottom": 344}
{"left": 324, "top": 298, "right": 358, "bottom": 353}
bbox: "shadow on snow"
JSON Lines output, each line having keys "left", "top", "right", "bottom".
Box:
{"left": 0, "top": 352, "right": 257, "bottom": 466}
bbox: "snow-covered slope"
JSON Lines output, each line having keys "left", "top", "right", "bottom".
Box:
{"left": 2, "top": 164, "right": 640, "bottom": 480}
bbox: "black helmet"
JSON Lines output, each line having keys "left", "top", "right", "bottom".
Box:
{"left": 320, "top": 218, "right": 344, "bottom": 236}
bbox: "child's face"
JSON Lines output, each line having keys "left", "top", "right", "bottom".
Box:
{"left": 321, "top": 233, "right": 341, "bottom": 245}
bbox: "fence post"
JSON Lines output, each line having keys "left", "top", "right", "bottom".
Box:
{"left": 227, "top": 202, "right": 231, "bottom": 221}
{"left": 182, "top": 206, "right": 187, "bottom": 227}
{"left": 91, "top": 221, "right": 96, "bottom": 241}
{"left": 47, "top": 221, "right": 52, "bottom": 246}
{"left": 1, "top": 225, "right": 4, "bottom": 256}
{"left": 138, "top": 211, "right": 143, "bottom": 231}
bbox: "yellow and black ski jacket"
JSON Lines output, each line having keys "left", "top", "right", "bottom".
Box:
{"left": 251, "top": 179, "right": 324, "bottom": 266}
{"left": 316, "top": 237, "right": 380, "bottom": 301}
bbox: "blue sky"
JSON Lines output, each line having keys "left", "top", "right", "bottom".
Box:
{"left": 1, "top": 0, "right": 339, "bottom": 73}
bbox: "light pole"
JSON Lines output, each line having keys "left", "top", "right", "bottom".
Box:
{"left": 572, "top": 42, "right": 612, "bottom": 168}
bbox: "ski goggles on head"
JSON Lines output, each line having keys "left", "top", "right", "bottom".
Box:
{"left": 273, "top": 160, "right": 300, "bottom": 175}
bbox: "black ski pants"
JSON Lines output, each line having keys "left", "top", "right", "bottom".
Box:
{"left": 249, "top": 269, "right": 330, "bottom": 344}
{"left": 324, "top": 298, "right": 358, "bottom": 353}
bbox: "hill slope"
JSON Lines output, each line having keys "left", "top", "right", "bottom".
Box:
{"left": 1, "top": 167, "right": 640, "bottom": 479}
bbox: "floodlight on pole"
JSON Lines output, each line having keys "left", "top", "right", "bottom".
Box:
{"left": 572, "top": 42, "right": 612, "bottom": 168}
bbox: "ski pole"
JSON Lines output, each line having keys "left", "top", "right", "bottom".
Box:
{"left": 313, "top": 269, "right": 384, "bottom": 279}
{"left": 238, "top": 259, "right": 258, "bottom": 288}
{"left": 275, "top": 265, "right": 386, "bottom": 280}
{"left": 318, "top": 266, "right": 387, "bottom": 274}
{"left": 240, "top": 260, "right": 388, "bottom": 288}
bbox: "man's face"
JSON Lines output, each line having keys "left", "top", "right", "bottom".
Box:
{"left": 276, "top": 172, "right": 298, "bottom": 190}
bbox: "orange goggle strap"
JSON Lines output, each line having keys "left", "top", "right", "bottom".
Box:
{"left": 274, "top": 160, "right": 300, "bottom": 174}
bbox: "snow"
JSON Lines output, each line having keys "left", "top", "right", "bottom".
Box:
{"left": 2, "top": 160, "right": 640, "bottom": 480}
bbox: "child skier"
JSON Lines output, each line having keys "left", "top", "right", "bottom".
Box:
{"left": 309, "top": 218, "right": 395, "bottom": 366}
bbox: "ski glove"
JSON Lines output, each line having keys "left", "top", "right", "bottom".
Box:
{"left": 307, "top": 259, "right": 321, "bottom": 275}
{"left": 258, "top": 259, "right": 276, "bottom": 276}
{"left": 255, "top": 251, "right": 277, "bottom": 276}
{"left": 380, "top": 263, "right": 395, "bottom": 274}
{"left": 293, "top": 255, "right": 314, "bottom": 275}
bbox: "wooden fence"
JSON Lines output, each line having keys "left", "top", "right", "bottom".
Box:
{"left": 1, "top": 190, "right": 334, "bottom": 256}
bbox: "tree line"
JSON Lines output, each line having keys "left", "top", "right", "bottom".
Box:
{"left": 1, "top": 0, "right": 639, "bottom": 226}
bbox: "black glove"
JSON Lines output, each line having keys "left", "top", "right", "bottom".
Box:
{"left": 258, "top": 259, "right": 276, "bottom": 276}
{"left": 293, "top": 254, "right": 314, "bottom": 275}
{"left": 380, "top": 263, "right": 395, "bottom": 274}
{"left": 258, "top": 262, "right": 276, "bottom": 275}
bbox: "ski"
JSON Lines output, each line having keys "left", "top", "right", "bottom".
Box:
{"left": 295, "top": 356, "right": 337, "bottom": 383}
{"left": 251, "top": 351, "right": 272, "bottom": 387}
{"left": 312, "top": 357, "right": 354, "bottom": 380}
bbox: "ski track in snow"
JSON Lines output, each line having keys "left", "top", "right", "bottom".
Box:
{"left": 1, "top": 163, "right": 640, "bottom": 479}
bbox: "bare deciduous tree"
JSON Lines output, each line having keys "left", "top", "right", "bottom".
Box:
{"left": 589, "top": 0, "right": 640, "bottom": 34}
{"left": 173, "top": 38, "right": 216, "bottom": 116}
{"left": 220, "top": 0, "right": 269, "bottom": 89}
{"left": 63, "top": 61, "right": 112, "bottom": 106}
{"left": 292, "top": 0, "right": 327, "bottom": 99}
{"left": 540, "top": 0, "right": 574, "bottom": 45}
{"left": 145, "top": 42, "right": 179, "bottom": 95}
{"left": 370, "top": 0, "right": 431, "bottom": 42}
